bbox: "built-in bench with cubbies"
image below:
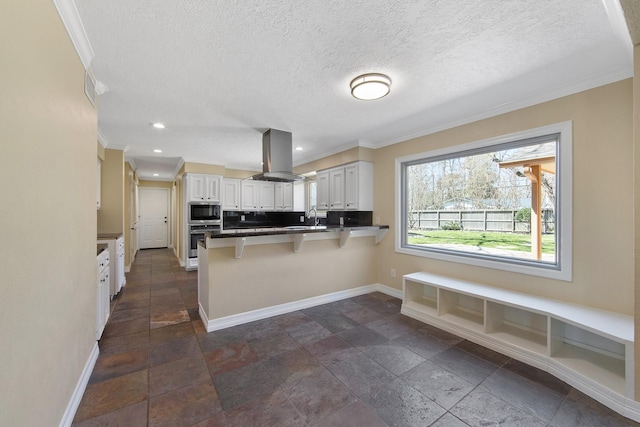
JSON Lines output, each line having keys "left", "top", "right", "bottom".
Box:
{"left": 401, "top": 272, "right": 639, "bottom": 421}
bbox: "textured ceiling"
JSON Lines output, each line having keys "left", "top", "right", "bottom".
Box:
{"left": 74, "top": 0, "right": 632, "bottom": 180}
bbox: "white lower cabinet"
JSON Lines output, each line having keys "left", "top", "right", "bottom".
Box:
{"left": 96, "top": 249, "right": 110, "bottom": 340}
{"left": 97, "top": 235, "right": 126, "bottom": 298}
{"left": 402, "top": 272, "right": 635, "bottom": 411}
{"left": 116, "top": 236, "right": 125, "bottom": 293}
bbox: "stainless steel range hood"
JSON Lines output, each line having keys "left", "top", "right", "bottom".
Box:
{"left": 249, "top": 129, "right": 306, "bottom": 182}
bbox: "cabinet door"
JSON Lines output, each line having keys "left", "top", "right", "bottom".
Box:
{"left": 241, "top": 181, "right": 258, "bottom": 210}
{"left": 258, "top": 181, "right": 275, "bottom": 210}
{"left": 274, "top": 182, "right": 293, "bottom": 211}
{"left": 282, "top": 182, "right": 293, "bottom": 210}
{"left": 222, "top": 179, "right": 241, "bottom": 210}
{"left": 316, "top": 171, "right": 330, "bottom": 210}
{"left": 329, "top": 168, "right": 345, "bottom": 210}
{"left": 189, "top": 175, "right": 207, "bottom": 201}
{"left": 344, "top": 164, "right": 359, "bottom": 209}
{"left": 204, "top": 176, "right": 221, "bottom": 202}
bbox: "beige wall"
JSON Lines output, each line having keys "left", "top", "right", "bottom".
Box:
{"left": 97, "top": 148, "right": 125, "bottom": 233}
{"left": 139, "top": 179, "right": 173, "bottom": 188}
{"left": 294, "top": 147, "right": 375, "bottom": 175}
{"left": 0, "top": 1, "right": 98, "bottom": 425}
{"left": 184, "top": 161, "right": 226, "bottom": 175}
{"left": 373, "top": 79, "right": 634, "bottom": 314}
{"left": 204, "top": 237, "right": 378, "bottom": 319}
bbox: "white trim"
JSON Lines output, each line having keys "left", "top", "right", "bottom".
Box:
{"left": 395, "top": 121, "right": 572, "bottom": 281}
{"left": 602, "top": 0, "right": 634, "bottom": 56}
{"left": 371, "top": 68, "right": 629, "bottom": 151}
{"left": 52, "top": 0, "right": 94, "bottom": 70}
{"left": 97, "top": 128, "right": 109, "bottom": 148}
{"left": 59, "top": 342, "right": 99, "bottom": 427}
{"left": 201, "top": 283, "right": 400, "bottom": 332}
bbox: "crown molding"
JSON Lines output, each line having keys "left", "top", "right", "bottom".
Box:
{"left": 98, "top": 129, "right": 130, "bottom": 151}
{"left": 603, "top": 0, "right": 633, "bottom": 55}
{"left": 172, "top": 158, "right": 185, "bottom": 178}
{"left": 96, "top": 128, "right": 108, "bottom": 148}
{"left": 372, "top": 65, "right": 632, "bottom": 150}
{"left": 53, "top": 0, "right": 94, "bottom": 70}
{"left": 108, "top": 144, "right": 130, "bottom": 152}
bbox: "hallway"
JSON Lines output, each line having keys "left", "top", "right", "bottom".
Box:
{"left": 72, "top": 249, "right": 639, "bottom": 426}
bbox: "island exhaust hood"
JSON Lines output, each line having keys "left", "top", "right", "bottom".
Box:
{"left": 249, "top": 129, "right": 306, "bottom": 182}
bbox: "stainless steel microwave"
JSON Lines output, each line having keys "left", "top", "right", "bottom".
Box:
{"left": 188, "top": 202, "right": 221, "bottom": 224}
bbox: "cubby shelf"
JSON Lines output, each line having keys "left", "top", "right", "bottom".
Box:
{"left": 401, "top": 271, "right": 637, "bottom": 421}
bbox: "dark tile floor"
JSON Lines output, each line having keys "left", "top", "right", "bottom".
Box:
{"left": 73, "top": 248, "right": 640, "bottom": 426}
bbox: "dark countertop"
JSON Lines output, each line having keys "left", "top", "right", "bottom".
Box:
{"left": 97, "top": 243, "right": 108, "bottom": 256}
{"left": 97, "top": 232, "right": 123, "bottom": 240}
{"left": 205, "top": 225, "right": 389, "bottom": 239}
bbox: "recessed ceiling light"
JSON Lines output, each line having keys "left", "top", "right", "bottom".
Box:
{"left": 295, "top": 146, "right": 303, "bottom": 151}
{"left": 152, "top": 122, "right": 165, "bottom": 129}
{"left": 153, "top": 149, "right": 162, "bottom": 153}
{"left": 153, "top": 173, "right": 159, "bottom": 177}
{"left": 350, "top": 73, "right": 392, "bottom": 100}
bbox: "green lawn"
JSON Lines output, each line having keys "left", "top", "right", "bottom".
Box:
{"left": 408, "top": 229, "right": 555, "bottom": 254}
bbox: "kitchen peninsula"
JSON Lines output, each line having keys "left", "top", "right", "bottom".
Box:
{"left": 197, "top": 225, "right": 389, "bottom": 331}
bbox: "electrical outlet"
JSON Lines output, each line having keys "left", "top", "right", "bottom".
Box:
{"left": 300, "top": 215, "right": 305, "bottom": 223}
{"left": 241, "top": 215, "right": 245, "bottom": 221}
{"left": 390, "top": 269, "right": 396, "bottom": 278}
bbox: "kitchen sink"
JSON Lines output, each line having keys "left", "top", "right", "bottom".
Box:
{"left": 284, "top": 225, "right": 327, "bottom": 230}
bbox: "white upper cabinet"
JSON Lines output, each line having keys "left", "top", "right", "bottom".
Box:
{"left": 188, "top": 174, "right": 221, "bottom": 202}
{"left": 222, "top": 178, "right": 241, "bottom": 210}
{"left": 241, "top": 181, "right": 258, "bottom": 210}
{"left": 240, "top": 180, "right": 295, "bottom": 211}
{"left": 329, "top": 168, "right": 345, "bottom": 210}
{"left": 317, "top": 161, "right": 373, "bottom": 211}
{"left": 258, "top": 181, "right": 275, "bottom": 210}
{"left": 316, "top": 170, "right": 330, "bottom": 210}
{"left": 274, "top": 182, "right": 293, "bottom": 211}
{"left": 344, "top": 162, "right": 373, "bottom": 210}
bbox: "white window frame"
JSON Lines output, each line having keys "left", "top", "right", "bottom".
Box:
{"left": 395, "top": 121, "right": 572, "bottom": 281}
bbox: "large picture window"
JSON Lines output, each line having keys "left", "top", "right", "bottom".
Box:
{"left": 396, "top": 122, "right": 572, "bottom": 280}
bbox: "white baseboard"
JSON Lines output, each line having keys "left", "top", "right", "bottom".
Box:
{"left": 59, "top": 342, "right": 99, "bottom": 427}
{"left": 203, "top": 283, "right": 401, "bottom": 332}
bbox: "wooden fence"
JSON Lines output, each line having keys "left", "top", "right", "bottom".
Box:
{"left": 409, "top": 209, "right": 555, "bottom": 233}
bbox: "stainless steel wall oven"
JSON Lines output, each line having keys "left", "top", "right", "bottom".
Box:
{"left": 188, "top": 223, "right": 220, "bottom": 258}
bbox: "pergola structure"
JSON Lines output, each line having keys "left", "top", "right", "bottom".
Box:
{"left": 498, "top": 144, "right": 556, "bottom": 260}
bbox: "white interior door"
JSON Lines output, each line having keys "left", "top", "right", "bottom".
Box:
{"left": 129, "top": 177, "right": 138, "bottom": 260}
{"left": 139, "top": 188, "right": 169, "bottom": 249}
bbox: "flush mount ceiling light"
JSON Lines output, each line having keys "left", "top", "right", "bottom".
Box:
{"left": 350, "top": 73, "right": 392, "bottom": 100}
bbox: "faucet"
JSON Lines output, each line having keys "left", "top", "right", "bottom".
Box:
{"left": 308, "top": 208, "right": 318, "bottom": 226}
